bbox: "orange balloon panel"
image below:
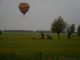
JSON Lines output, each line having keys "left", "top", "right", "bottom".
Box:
{"left": 19, "top": 2, "right": 30, "bottom": 15}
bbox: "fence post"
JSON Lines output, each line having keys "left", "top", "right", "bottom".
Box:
{"left": 45, "top": 55, "right": 47, "bottom": 60}
{"left": 51, "top": 56, "right": 53, "bottom": 60}
{"left": 40, "top": 52, "right": 42, "bottom": 60}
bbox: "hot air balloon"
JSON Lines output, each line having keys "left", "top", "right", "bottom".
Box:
{"left": 18, "top": 2, "right": 30, "bottom": 15}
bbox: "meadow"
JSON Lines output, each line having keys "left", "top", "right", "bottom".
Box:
{"left": 0, "top": 32, "right": 80, "bottom": 60}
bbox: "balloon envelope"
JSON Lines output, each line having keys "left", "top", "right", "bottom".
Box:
{"left": 19, "top": 2, "right": 30, "bottom": 15}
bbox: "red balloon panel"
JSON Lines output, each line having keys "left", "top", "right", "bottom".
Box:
{"left": 19, "top": 2, "right": 30, "bottom": 15}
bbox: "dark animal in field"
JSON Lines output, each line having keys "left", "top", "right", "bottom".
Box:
{"left": 47, "top": 35, "right": 52, "bottom": 39}
{"left": 40, "top": 33, "right": 45, "bottom": 39}
{"left": 32, "top": 37, "right": 36, "bottom": 39}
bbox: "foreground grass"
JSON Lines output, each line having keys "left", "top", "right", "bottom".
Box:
{"left": 0, "top": 32, "right": 80, "bottom": 60}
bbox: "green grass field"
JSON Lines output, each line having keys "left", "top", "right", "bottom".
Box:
{"left": 0, "top": 32, "right": 80, "bottom": 60}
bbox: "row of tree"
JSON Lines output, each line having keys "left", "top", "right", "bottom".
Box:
{"left": 0, "top": 30, "right": 2, "bottom": 35}
{"left": 51, "top": 16, "right": 80, "bottom": 39}
{"left": 0, "top": 16, "right": 80, "bottom": 39}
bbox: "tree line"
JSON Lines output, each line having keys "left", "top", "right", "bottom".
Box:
{"left": 51, "top": 16, "right": 80, "bottom": 39}
{"left": 0, "top": 16, "right": 80, "bottom": 39}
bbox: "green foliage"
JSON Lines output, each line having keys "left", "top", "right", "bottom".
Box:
{"left": 0, "top": 30, "right": 2, "bottom": 35}
{"left": 67, "top": 24, "right": 75, "bottom": 39}
{"left": 77, "top": 25, "right": 80, "bottom": 36}
{"left": 51, "top": 16, "right": 66, "bottom": 38}
{"left": 51, "top": 16, "right": 66, "bottom": 33}
{"left": 70, "top": 24, "right": 75, "bottom": 33}
{"left": 67, "top": 24, "right": 75, "bottom": 33}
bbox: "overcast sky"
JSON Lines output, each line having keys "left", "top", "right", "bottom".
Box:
{"left": 0, "top": 0, "right": 80, "bottom": 31}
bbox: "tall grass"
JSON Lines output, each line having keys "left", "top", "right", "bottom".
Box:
{"left": 0, "top": 32, "right": 80, "bottom": 60}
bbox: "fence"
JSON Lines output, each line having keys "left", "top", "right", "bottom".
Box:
{"left": 0, "top": 52, "right": 80, "bottom": 60}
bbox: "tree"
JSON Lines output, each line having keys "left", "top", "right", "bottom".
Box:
{"left": 67, "top": 24, "right": 75, "bottom": 39}
{"left": 70, "top": 24, "right": 75, "bottom": 33}
{"left": 77, "top": 25, "right": 80, "bottom": 36}
{"left": 0, "top": 30, "right": 2, "bottom": 35}
{"left": 51, "top": 16, "right": 66, "bottom": 39}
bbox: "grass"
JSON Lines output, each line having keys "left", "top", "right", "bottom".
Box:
{"left": 0, "top": 32, "right": 80, "bottom": 60}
